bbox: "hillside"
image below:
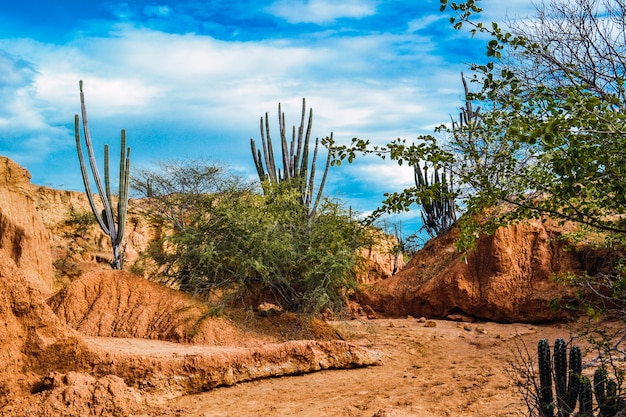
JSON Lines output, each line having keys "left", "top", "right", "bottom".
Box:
{"left": 0, "top": 155, "right": 617, "bottom": 416}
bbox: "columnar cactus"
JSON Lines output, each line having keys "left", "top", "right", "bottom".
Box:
{"left": 579, "top": 376, "right": 594, "bottom": 417}
{"left": 594, "top": 368, "right": 624, "bottom": 417}
{"left": 538, "top": 338, "right": 582, "bottom": 417}
{"left": 250, "top": 98, "right": 332, "bottom": 222}
{"left": 539, "top": 339, "right": 555, "bottom": 417}
{"left": 414, "top": 162, "right": 456, "bottom": 237}
{"left": 555, "top": 338, "right": 581, "bottom": 416}
{"left": 74, "top": 80, "right": 130, "bottom": 269}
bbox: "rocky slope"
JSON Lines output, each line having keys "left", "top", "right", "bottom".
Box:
{"left": 0, "top": 156, "right": 380, "bottom": 416}
{"left": 358, "top": 219, "right": 610, "bottom": 322}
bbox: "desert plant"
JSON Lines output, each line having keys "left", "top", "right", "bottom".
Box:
{"left": 414, "top": 162, "right": 456, "bottom": 238}
{"left": 74, "top": 80, "right": 130, "bottom": 269}
{"left": 538, "top": 338, "right": 582, "bottom": 417}
{"left": 579, "top": 376, "right": 594, "bottom": 417}
{"left": 65, "top": 208, "right": 97, "bottom": 234}
{"left": 594, "top": 368, "right": 625, "bottom": 417}
{"left": 250, "top": 98, "right": 332, "bottom": 222}
{"left": 143, "top": 177, "right": 374, "bottom": 314}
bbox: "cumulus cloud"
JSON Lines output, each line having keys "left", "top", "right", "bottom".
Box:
{"left": 0, "top": 0, "right": 538, "bottom": 217}
{"left": 0, "top": 49, "right": 71, "bottom": 165}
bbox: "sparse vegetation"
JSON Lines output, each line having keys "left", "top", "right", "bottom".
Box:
{"left": 65, "top": 208, "right": 96, "bottom": 234}
{"left": 134, "top": 159, "right": 375, "bottom": 315}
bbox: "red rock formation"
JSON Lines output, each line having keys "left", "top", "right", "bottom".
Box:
{"left": 0, "top": 157, "right": 54, "bottom": 293}
{"left": 358, "top": 219, "right": 605, "bottom": 322}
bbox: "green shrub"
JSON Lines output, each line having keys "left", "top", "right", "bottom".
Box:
{"left": 145, "top": 180, "right": 374, "bottom": 314}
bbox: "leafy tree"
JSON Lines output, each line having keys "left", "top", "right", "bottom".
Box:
{"left": 437, "top": 1, "right": 626, "bottom": 413}
{"left": 333, "top": 0, "right": 625, "bottom": 252}
{"left": 438, "top": 0, "right": 626, "bottom": 247}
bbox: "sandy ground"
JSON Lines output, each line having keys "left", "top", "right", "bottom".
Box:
{"left": 163, "top": 318, "right": 574, "bottom": 417}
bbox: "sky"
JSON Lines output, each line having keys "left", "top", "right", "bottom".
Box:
{"left": 0, "top": 0, "right": 537, "bottom": 240}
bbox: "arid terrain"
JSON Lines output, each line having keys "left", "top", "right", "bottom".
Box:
{"left": 167, "top": 317, "right": 579, "bottom": 417}
{"left": 0, "top": 155, "right": 619, "bottom": 416}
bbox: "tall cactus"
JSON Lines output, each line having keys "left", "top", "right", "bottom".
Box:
{"left": 538, "top": 338, "right": 582, "bottom": 417}
{"left": 74, "top": 80, "right": 130, "bottom": 269}
{"left": 250, "top": 98, "right": 331, "bottom": 222}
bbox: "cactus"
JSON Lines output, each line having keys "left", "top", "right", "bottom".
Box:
{"left": 539, "top": 339, "right": 555, "bottom": 417}
{"left": 538, "top": 338, "right": 582, "bottom": 417}
{"left": 250, "top": 98, "right": 331, "bottom": 222}
{"left": 414, "top": 162, "right": 456, "bottom": 237}
{"left": 74, "top": 80, "right": 130, "bottom": 269}
{"left": 555, "top": 338, "right": 582, "bottom": 416}
{"left": 594, "top": 368, "right": 624, "bottom": 417}
{"left": 579, "top": 376, "right": 594, "bottom": 417}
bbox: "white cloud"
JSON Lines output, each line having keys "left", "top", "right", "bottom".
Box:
{"left": 0, "top": 12, "right": 483, "bottom": 220}
{"left": 268, "top": 0, "right": 377, "bottom": 24}
{"left": 407, "top": 14, "right": 445, "bottom": 32}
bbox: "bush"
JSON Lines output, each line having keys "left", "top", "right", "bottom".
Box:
{"left": 143, "top": 177, "right": 375, "bottom": 314}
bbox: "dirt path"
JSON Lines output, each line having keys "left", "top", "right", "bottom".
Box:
{"left": 165, "top": 318, "right": 573, "bottom": 417}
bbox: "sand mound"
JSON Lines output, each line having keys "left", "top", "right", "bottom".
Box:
{"left": 3, "top": 372, "right": 146, "bottom": 417}
{"left": 48, "top": 270, "right": 253, "bottom": 345}
{"left": 0, "top": 260, "right": 101, "bottom": 407}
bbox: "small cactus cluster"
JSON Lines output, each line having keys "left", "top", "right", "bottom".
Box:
{"left": 538, "top": 338, "right": 625, "bottom": 417}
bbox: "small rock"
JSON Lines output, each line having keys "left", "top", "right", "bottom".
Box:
{"left": 257, "top": 302, "right": 282, "bottom": 317}
{"left": 424, "top": 320, "right": 437, "bottom": 328}
{"left": 446, "top": 313, "right": 475, "bottom": 323}
{"left": 372, "top": 408, "right": 403, "bottom": 417}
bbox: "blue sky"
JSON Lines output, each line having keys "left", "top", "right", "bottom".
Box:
{"left": 0, "top": 0, "right": 536, "bottom": 238}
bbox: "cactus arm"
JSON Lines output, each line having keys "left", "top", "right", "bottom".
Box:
{"left": 554, "top": 338, "right": 568, "bottom": 416}
{"left": 538, "top": 339, "right": 555, "bottom": 417}
{"left": 594, "top": 367, "right": 621, "bottom": 417}
{"left": 263, "top": 113, "right": 278, "bottom": 182}
{"left": 310, "top": 134, "right": 332, "bottom": 221}
{"left": 278, "top": 104, "right": 291, "bottom": 180}
{"left": 579, "top": 376, "right": 593, "bottom": 417}
{"left": 250, "top": 139, "right": 267, "bottom": 182}
{"left": 75, "top": 114, "right": 108, "bottom": 233}
{"left": 79, "top": 81, "right": 116, "bottom": 236}
{"left": 104, "top": 144, "right": 112, "bottom": 204}
{"left": 115, "top": 142, "right": 130, "bottom": 247}
{"left": 306, "top": 137, "right": 318, "bottom": 208}
{"left": 564, "top": 345, "right": 581, "bottom": 414}
{"left": 294, "top": 97, "right": 306, "bottom": 178}
{"left": 299, "top": 107, "right": 312, "bottom": 183}
{"left": 290, "top": 125, "right": 297, "bottom": 178}
{"left": 118, "top": 129, "right": 126, "bottom": 201}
